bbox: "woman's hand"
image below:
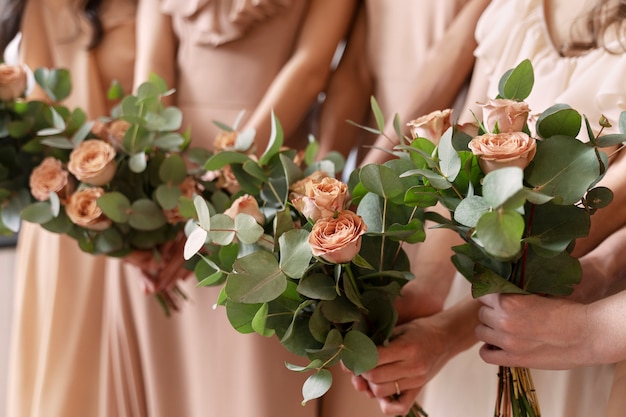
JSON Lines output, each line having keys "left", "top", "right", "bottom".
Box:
{"left": 476, "top": 293, "right": 593, "bottom": 369}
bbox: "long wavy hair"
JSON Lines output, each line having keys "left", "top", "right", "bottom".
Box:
{"left": 0, "top": 0, "right": 104, "bottom": 54}
{"left": 566, "top": 0, "right": 626, "bottom": 54}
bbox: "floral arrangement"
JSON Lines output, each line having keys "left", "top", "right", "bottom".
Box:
{"left": 0, "top": 64, "right": 217, "bottom": 312}
{"left": 183, "top": 115, "right": 427, "bottom": 416}
{"left": 362, "top": 59, "right": 625, "bottom": 417}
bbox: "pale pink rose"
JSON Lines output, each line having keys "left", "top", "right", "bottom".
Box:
{"left": 0, "top": 64, "right": 27, "bottom": 101}
{"left": 68, "top": 139, "right": 117, "bottom": 186}
{"left": 65, "top": 187, "right": 112, "bottom": 231}
{"left": 407, "top": 109, "right": 453, "bottom": 144}
{"left": 289, "top": 170, "right": 328, "bottom": 197}
{"left": 308, "top": 210, "right": 367, "bottom": 264}
{"left": 458, "top": 122, "right": 480, "bottom": 138}
{"left": 29, "top": 157, "right": 72, "bottom": 202}
{"left": 224, "top": 194, "right": 265, "bottom": 225}
{"left": 291, "top": 176, "right": 348, "bottom": 221}
{"left": 480, "top": 99, "right": 530, "bottom": 133}
{"left": 468, "top": 132, "right": 537, "bottom": 174}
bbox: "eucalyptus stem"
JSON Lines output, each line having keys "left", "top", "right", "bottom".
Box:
{"left": 392, "top": 206, "right": 418, "bottom": 267}
{"left": 266, "top": 180, "right": 286, "bottom": 210}
{"left": 379, "top": 198, "right": 388, "bottom": 272}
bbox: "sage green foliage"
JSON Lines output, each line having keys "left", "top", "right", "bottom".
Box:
{"left": 370, "top": 59, "right": 624, "bottom": 299}
{"left": 185, "top": 112, "right": 419, "bottom": 405}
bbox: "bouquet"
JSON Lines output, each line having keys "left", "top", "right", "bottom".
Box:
{"left": 183, "top": 115, "right": 427, "bottom": 416}
{"left": 363, "top": 59, "right": 625, "bottom": 416}
{"left": 0, "top": 64, "right": 216, "bottom": 313}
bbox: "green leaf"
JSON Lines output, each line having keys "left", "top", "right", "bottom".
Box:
{"left": 204, "top": 151, "right": 252, "bottom": 171}
{"left": 304, "top": 138, "right": 319, "bottom": 166}
{"left": 341, "top": 330, "right": 379, "bottom": 375}
{"left": 525, "top": 135, "right": 602, "bottom": 204}
{"left": 370, "top": 96, "right": 385, "bottom": 132}
{"left": 196, "top": 270, "right": 224, "bottom": 287}
{"left": 184, "top": 227, "right": 208, "bottom": 260}
{"left": 40, "top": 136, "right": 74, "bottom": 149}
{"left": 297, "top": 273, "right": 338, "bottom": 300}
{"left": 359, "top": 164, "right": 403, "bottom": 199}
{"left": 585, "top": 186, "right": 613, "bottom": 209}
{"left": 159, "top": 153, "right": 187, "bottom": 184}
{"left": 226, "top": 251, "right": 287, "bottom": 303}
{"left": 475, "top": 209, "right": 524, "bottom": 260}
{"left": 454, "top": 195, "right": 490, "bottom": 227}
{"left": 20, "top": 202, "right": 54, "bottom": 224}
{"left": 34, "top": 67, "right": 72, "bottom": 102}
{"left": 129, "top": 152, "right": 147, "bottom": 173}
{"left": 482, "top": 167, "right": 524, "bottom": 208}
{"left": 107, "top": 80, "right": 124, "bottom": 100}
{"left": 301, "top": 370, "right": 332, "bottom": 405}
{"left": 536, "top": 104, "right": 582, "bottom": 139}
{"left": 160, "top": 107, "right": 183, "bottom": 131}
{"left": 128, "top": 199, "right": 167, "bottom": 231}
{"left": 225, "top": 300, "right": 264, "bottom": 334}
{"left": 318, "top": 296, "right": 362, "bottom": 323}
{"left": 97, "top": 191, "right": 131, "bottom": 223}
{"left": 259, "top": 110, "right": 284, "bottom": 166}
{"left": 251, "top": 303, "right": 274, "bottom": 337}
{"left": 471, "top": 269, "right": 529, "bottom": 297}
{"left": 498, "top": 59, "right": 534, "bottom": 100}
{"left": 155, "top": 184, "right": 182, "bottom": 211}
{"left": 437, "top": 128, "right": 461, "bottom": 181}
{"left": 523, "top": 249, "right": 581, "bottom": 295}
{"left": 356, "top": 193, "right": 383, "bottom": 233}
{"left": 192, "top": 196, "right": 211, "bottom": 229}
{"left": 234, "top": 213, "right": 264, "bottom": 244}
{"left": 279, "top": 229, "right": 312, "bottom": 278}
{"left": 595, "top": 133, "right": 626, "bottom": 148}
{"left": 526, "top": 203, "right": 590, "bottom": 253}
{"left": 386, "top": 219, "right": 426, "bottom": 243}
{"left": 401, "top": 168, "right": 452, "bottom": 190}
{"left": 153, "top": 132, "right": 185, "bottom": 150}
{"left": 207, "top": 213, "right": 236, "bottom": 245}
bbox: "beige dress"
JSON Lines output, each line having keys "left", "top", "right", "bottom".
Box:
{"left": 104, "top": 1, "right": 385, "bottom": 416}
{"left": 420, "top": 0, "right": 626, "bottom": 415}
{"left": 8, "top": 1, "right": 140, "bottom": 416}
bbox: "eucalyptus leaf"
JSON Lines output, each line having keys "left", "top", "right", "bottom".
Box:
{"left": 225, "top": 300, "right": 264, "bottom": 334}
{"left": 481, "top": 167, "right": 524, "bottom": 208}
{"left": 279, "top": 229, "right": 313, "bottom": 278}
{"left": 437, "top": 128, "right": 461, "bottom": 181}
{"left": 359, "top": 164, "right": 403, "bottom": 199}
{"left": 475, "top": 209, "right": 525, "bottom": 261}
{"left": 20, "top": 202, "right": 54, "bottom": 224}
{"left": 454, "top": 195, "right": 490, "bottom": 228}
{"left": 153, "top": 132, "right": 185, "bottom": 150}
{"left": 155, "top": 184, "right": 182, "bottom": 211}
{"left": 536, "top": 104, "right": 581, "bottom": 139}
{"left": 184, "top": 227, "right": 208, "bottom": 260}
{"left": 370, "top": 96, "right": 385, "bottom": 132}
{"left": 251, "top": 303, "right": 274, "bottom": 337}
{"left": 159, "top": 154, "right": 187, "bottom": 184}
{"left": 129, "top": 152, "right": 147, "bottom": 173}
{"left": 259, "top": 110, "right": 284, "bottom": 166}
{"left": 227, "top": 250, "right": 287, "bottom": 303}
{"left": 193, "top": 195, "right": 211, "bottom": 230}
{"left": 128, "top": 199, "right": 167, "bottom": 231}
{"left": 301, "top": 370, "right": 332, "bottom": 405}
{"left": 471, "top": 269, "right": 529, "bottom": 297}
{"left": 234, "top": 213, "right": 264, "bottom": 244}
{"left": 340, "top": 330, "right": 379, "bottom": 375}
{"left": 204, "top": 151, "right": 252, "bottom": 171}
{"left": 297, "top": 273, "right": 338, "bottom": 300}
{"left": 97, "top": 191, "right": 131, "bottom": 223}
{"left": 207, "top": 214, "right": 236, "bottom": 245}
{"left": 497, "top": 59, "right": 534, "bottom": 100}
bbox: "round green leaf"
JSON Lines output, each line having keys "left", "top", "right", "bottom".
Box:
{"left": 454, "top": 195, "right": 490, "bottom": 227}
{"left": 482, "top": 167, "right": 524, "bottom": 208}
{"left": 129, "top": 152, "right": 147, "bottom": 173}
{"left": 586, "top": 186, "right": 613, "bottom": 209}
{"left": 251, "top": 302, "right": 274, "bottom": 337}
{"left": 193, "top": 195, "right": 211, "bottom": 230}
{"left": 226, "top": 250, "right": 287, "bottom": 303}
{"left": 475, "top": 209, "right": 524, "bottom": 260}
{"left": 153, "top": 132, "right": 185, "bottom": 150}
{"left": 497, "top": 59, "right": 534, "bottom": 100}
{"left": 204, "top": 151, "right": 252, "bottom": 171}
{"left": 359, "top": 164, "right": 403, "bottom": 199}
{"left": 225, "top": 300, "right": 263, "bottom": 334}
{"left": 234, "top": 213, "right": 264, "bottom": 244}
{"left": 97, "top": 191, "right": 131, "bottom": 223}
{"left": 536, "top": 104, "right": 582, "bottom": 139}
{"left": 160, "top": 107, "right": 183, "bottom": 131}
{"left": 279, "top": 229, "right": 312, "bottom": 278}
{"left": 159, "top": 154, "right": 187, "bottom": 184}
{"left": 184, "top": 227, "right": 208, "bottom": 260}
{"left": 297, "top": 273, "right": 338, "bottom": 300}
{"left": 20, "top": 202, "right": 54, "bottom": 225}
{"left": 128, "top": 199, "right": 167, "bottom": 231}
{"left": 155, "top": 184, "right": 182, "bottom": 210}
{"left": 208, "top": 213, "right": 236, "bottom": 245}
{"left": 340, "top": 330, "right": 379, "bottom": 375}
{"left": 437, "top": 127, "right": 461, "bottom": 181}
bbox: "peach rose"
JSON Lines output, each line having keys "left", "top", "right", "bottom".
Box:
{"left": 29, "top": 157, "right": 72, "bottom": 202}
{"left": 68, "top": 139, "right": 117, "bottom": 186}
{"left": 65, "top": 187, "right": 112, "bottom": 231}
{"left": 91, "top": 119, "right": 131, "bottom": 149}
{"left": 224, "top": 194, "right": 265, "bottom": 225}
{"left": 216, "top": 165, "right": 241, "bottom": 195}
{"left": 214, "top": 131, "right": 238, "bottom": 151}
{"left": 407, "top": 109, "right": 453, "bottom": 144}
{"left": 0, "top": 64, "right": 27, "bottom": 101}
{"left": 480, "top": 99, "right": 530, "bottom": 133}
{"left": 289, "top": 170, "right": 329, "bottom": 197}
{"left": 308, "top": 210, "right": 367, "bottom": 264}
{"left": 164, "top": 177, "right": 199, "bottom": 224}
{"left": 468, "top": 132, "right": 537, "bottom": 174}
{"left": 291, "top": 176, "right": 348, "bottom": 221}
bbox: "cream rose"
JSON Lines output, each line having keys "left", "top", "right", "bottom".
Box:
{"left": 291, "top": 176, "right": 348, "bottom": 221}
{"left": 224, "top": 194, "right": 265, "bottom": 225}
{"left": 0, "top": 64, "right": 27, "bottom": 101}
{"left": 407, "top": 109, "right": 453, "bottom": 144}
{"left": 68, "top": 139, "right": 117, "bottom": 186}
{"left": 480, "top": 99, "right": 530, "bottom": 133}
{"left": 65, "top": 187, "right": 112, "bottom": 231}
{"left": 308, "top": 210, "right": 367, "bottom": 264}
{"left": 468, "top": 132, "right": 537, "bottom": 174}
{"left": 29, "top": 157, "right": 72, "bottom": 202}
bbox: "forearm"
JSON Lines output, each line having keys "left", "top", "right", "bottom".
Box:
{"left": 587, "top": 290, "right": 626, "bottom": 365}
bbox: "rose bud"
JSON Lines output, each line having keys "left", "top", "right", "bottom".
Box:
{"left": 68, "top": 139, "right": 117, "bottom": 186}
{"left": 29, "top": 157, "right": 72, "bottom": 202}
{"left": 468, "top": 132, "right": 537, "bottom": 174}
{"left": 308, "top": 210, "right": 367, "bottom": 264}
{"left": 480, "top": 98, "right": 530, "bottom": 133}
{"left": 224, "top": 194, "right": 265, "bottom": 225}
{"left": 0, "top": 64, "right": 28, "bottom": 101}
{"left": 407, "top": 109, "right": 453, "bottom": 144}
{"left": 65, "top": 187, "right": 112, "bottom": 231}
